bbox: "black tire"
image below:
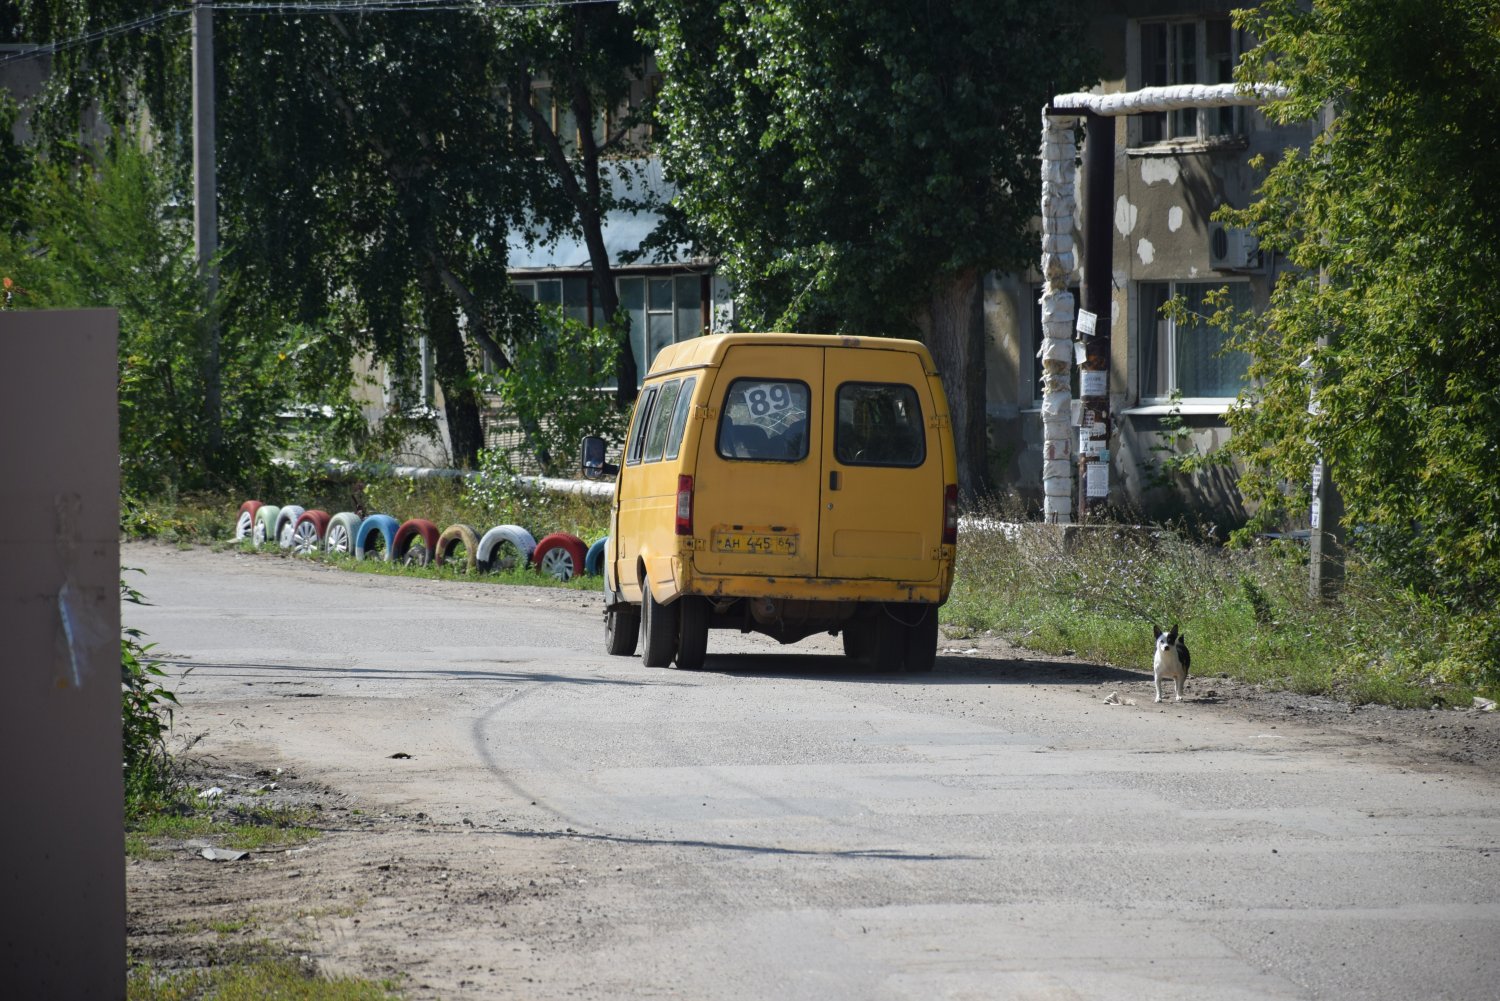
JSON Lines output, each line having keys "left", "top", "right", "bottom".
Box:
{"left": 902, "top": 606, "right": 940, "bottom": 673}
{"left": 675, "top": 596, "right": 709, "bottom": 671}
{"left": 640, "top": 580, "right": 678, "bottom": 668}
{"left": 841, "top": 623, "right": 876, "bottom": 663}
{"left": 605, "top": 606, "right": 640, "bottom": 657}
{"left": 871, "top": 606, "right": 906, "bottom": 673}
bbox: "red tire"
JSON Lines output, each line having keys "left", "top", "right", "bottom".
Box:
{"left": 392, "top": 518, "right": 440, "bottom": 567}
{"left": 533, "top": 532, "right": 588, "bottom": 582}
{"left": 290, "top": 510, "right": 331, "bottom": 556}
{"left": 234, "top": 500, "right": 263, "bottom": 542}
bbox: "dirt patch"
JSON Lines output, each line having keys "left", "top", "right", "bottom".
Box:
{"left": 129, "top": 761, "right": 587, "bottom": 998}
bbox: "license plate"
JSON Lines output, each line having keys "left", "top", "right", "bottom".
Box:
{"left": 712, "top": 532, "right": 798, "bottom": 556}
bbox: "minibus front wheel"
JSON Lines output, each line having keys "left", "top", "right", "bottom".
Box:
{"left": 605, "top": 604, "right": 640, "bottom": 657}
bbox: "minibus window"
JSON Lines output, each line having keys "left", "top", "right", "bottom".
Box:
{"left": 835, "top": 383, "right": 925, "bottom": 467}
{"left": 643, "top": 379, "right": 682, "bottom": 462}
{"left": 664, "top": 377, "right": 697, "bottom": 460}
{"left": 625, "top": 386, "right": 659, "bottom": 466}
{"left": 715, "top": 379, "right": 810, "bottom": 462}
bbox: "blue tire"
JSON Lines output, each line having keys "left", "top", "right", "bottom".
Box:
{"left": 585, "top": 537, "right": 608, "bottom": 577}
{"left": 354, "top": 514, "right": 400, "bottom": 561}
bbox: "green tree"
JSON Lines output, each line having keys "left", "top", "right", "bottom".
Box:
{"left": 643, "top": 0, "right": 1096, "bottom": 493}
{"left": 1223, "top": 0, "right": 1500, "bottom": 635}
{"left": 0, "top": 137, "right": 314, "bottom": 495}
{"left": 14, "top": 2, "right": 584, "bottom": 469}
{"left": 488, "top": 1, "right": 659, "bottom": 404}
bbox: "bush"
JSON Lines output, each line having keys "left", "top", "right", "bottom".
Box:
{"left": 487, "top": 308, "right": 628, "bottom": 476}
{"left": 121, "top": 573, "right": 181, "bottom": 815}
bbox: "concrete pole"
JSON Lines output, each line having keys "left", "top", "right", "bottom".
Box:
{"left": 192, "top": 0, "right": 221, "bottom": 453}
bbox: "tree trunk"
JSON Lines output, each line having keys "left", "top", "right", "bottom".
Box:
{"left": 421, "top": 268, "right": 486, "bottom": 470}
{"left": 924, "top": 268, "right": 989, "bottom": 498}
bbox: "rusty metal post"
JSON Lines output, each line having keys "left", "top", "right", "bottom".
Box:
{"left": 1078, "top": 111, "right": 1115, "bottom": 520}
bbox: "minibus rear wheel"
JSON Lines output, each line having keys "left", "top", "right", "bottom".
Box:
{"left": 903, "top": 608, "right": 939, "bottom": 673}
{"left": 640, "top": 581, "right": 679, "bottom": 668}
{"left": 675, "top": 597, "right": 709, "bottom": 671}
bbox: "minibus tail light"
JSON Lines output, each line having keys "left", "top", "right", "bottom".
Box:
{"left": 942, "top": 483, "right": 959, "bottom": 545}
{"left": 676, "top": 475, "right": 694, "bottom": 536}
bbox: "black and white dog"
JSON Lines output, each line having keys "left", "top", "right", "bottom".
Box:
{"left": 1152, "top": 624, "right": 1191, "bottom": 703}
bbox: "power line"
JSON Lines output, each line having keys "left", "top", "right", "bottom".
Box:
{"left": 0, "top": 10, "right": 188, "bottom": 66}
{"left": 0, "top": 0, "right": 620, "bottom": 67}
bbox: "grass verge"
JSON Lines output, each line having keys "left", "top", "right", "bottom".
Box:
{"left": 945, "top": 517, "right": 1495, "bottom": 708}
{"left": 128, "top": 955, "right": 402, "bottom": 1000}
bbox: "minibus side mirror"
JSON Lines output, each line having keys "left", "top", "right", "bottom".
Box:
{"left": 580, "top": 435, "right": 618, "bottom": 480}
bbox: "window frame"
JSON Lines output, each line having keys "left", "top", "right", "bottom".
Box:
{"left": 714, "top": 377, "right": 812, "bottom": 463}
{"left": 664, "top": 376, "right": 697, "bottom": 461}
{"left": 617, "top": 273, "right": 709, "bottom": 383}
{"left": 1136, "top": 279, "right": 1253, "bottom": 404}
{"left": 624, "top": 384, "right": 659, "bottom": 466}
{"left": 642, "top": 378, "right": 684, "bottom": 463}
{"left": 833, "top": 381, "right": 927, "bottom": 469}
{"left": 1133, "top": 15, "right": 1244, "bottom": 146}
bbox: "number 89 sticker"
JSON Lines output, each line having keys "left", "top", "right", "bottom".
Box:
{"left": 740, "top": 382, "right": 797, "bottom": 418}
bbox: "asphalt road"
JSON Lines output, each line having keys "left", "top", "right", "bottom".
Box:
{"left": 125, "top": 543, "right": 1500, "bottom": 1000}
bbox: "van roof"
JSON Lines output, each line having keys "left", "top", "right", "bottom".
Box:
{"left": 647, "top": 332, "right": 936, "bottom": 377}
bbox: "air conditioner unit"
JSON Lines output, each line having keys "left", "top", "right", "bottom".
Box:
{"left": 1208, "top": 222, "right": 1262, "bottom": 272}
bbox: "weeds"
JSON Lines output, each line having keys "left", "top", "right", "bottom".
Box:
{"left": 947, "top": 507, "right": 1494, "bottom": 707}
{"left": 121, "top": 571, "right": 182, "bottom": 818}
{"left": 127, "top": 956, "right": 402, "bottom": 1000}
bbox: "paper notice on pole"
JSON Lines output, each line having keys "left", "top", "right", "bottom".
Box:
{"left": 1077, "top": 309, "right": 1097, "bottom": 336}
{"left": 1086, "top": 461, "right": 1109, "bottom": 498}
{"left": 1075, "top": 341, "right": 1086, "bottom": 366}
{"left": 1081, "top": 369, "right": 1107, "bottom": 397}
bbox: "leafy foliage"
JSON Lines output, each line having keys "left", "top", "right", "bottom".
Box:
{"left": 0, "top": 138, "right": 332, "bottom": 495}
{"left": 14, "top": 1, "right": 585, "bottom": 469}
{"left": 642, "top": 0, "right": 1096, "bottom": 489}
{"left": 1219, "top": 1, "right": 1500, "bottom": 672}
{"left": 486, "top": 0, "right": 660, "bottom": 400}
{"left": 486, "top": 308, "right": 629, "bottom": 477}
{"left": 121, "top": 572, "right": 180, "bottom": 815}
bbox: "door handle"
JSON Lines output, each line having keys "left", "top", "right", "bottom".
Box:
{"left": 829, "top": 470, "right": 841, "bottom": 491}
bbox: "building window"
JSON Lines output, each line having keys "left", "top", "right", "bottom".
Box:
{"left": 618, "top": 274, "right": 705, "bottom": 380}
{"left": 1138, "top": 281, "right": 1252, "bottom": 401}
{"left": 1137, "top": 17, "right": 1242, "bottom": 143}
{"left": 383, "top": 335, "right": 434, "bottom": 413}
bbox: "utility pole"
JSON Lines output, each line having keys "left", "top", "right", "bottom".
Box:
{"left": 1077, "top": 111, "right": 1115, "bottom": 521}
{"left": 1307, "top": 102, "right": 1343, "bottom": 600}
{"left": 191, "top": 0, "right": 221, "bottom": 455}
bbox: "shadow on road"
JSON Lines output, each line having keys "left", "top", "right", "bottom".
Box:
{"left": 160, "top": 659, "right": 665, "bottom": 688}
{"left": 703, "top": 651, "right": 1143, "bottom": 686}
